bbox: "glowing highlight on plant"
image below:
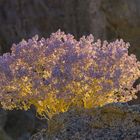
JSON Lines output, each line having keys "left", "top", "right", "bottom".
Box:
{"left": 0, "top": 30, "right": 140, "bottom": 118}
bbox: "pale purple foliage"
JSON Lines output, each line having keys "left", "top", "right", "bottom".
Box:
{"left": 0, "top": 30, "right": 140, "bottom": 111}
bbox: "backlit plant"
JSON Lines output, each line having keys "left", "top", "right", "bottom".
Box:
{"left": 0, "top": 30, "right": 140, "bottom": 119}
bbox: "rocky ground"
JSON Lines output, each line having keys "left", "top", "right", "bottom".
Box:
{"left": 42, "top": 103, "right": 140, "bottom": 140}
{"left": 0, "top": 103, "right": 140, "bottom": 140}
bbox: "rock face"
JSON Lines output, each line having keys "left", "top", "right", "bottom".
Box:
{"left": 0, "top": 0, "right": 90, "bottom": 53}
{"left": 0, "top": 0, "right": 140, "bottom": 59}
{"left": 100, "top": 0, "right": 140, "bottom": 59}
{"left": 43, "top": 103, "right": 140, "bottom": 140}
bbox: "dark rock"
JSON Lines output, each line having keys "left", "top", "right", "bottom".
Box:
{"left": 100, "top": 0, "right": 140, "bottom": 59}
{"left": 0, "top": 109, "right": 7, "bottom": 129}
{"left": 4, "top": 108, "right": 47, "bottom": 140}
{"left": 0, "top": 128, "right": 12, "bottom": 140}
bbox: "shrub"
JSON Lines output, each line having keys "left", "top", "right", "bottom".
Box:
{"left": 0, "top": 30, "right": 140, "bottom": 119}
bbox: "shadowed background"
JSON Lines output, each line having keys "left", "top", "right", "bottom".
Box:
{"left": 0, "top": 0, "right": 140, "bottom": 139}
{"left": 0, "top": 0, "right": 140, "bottom": 59}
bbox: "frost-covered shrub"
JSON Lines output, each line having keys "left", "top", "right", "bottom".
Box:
{"left": 0, "top": 30, "right": 140, "bottom": 118}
